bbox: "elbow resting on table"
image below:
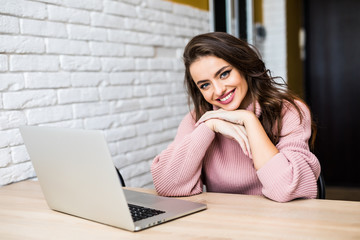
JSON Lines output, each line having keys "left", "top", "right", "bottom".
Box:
{"left": 152, "top": 173, "right": 203, "bottom": 197}
{"left": 262, "top": 181, "right": 318, "bottom": 203}
{"left": 154, "top": 184, "right": 203, "bottom": 197}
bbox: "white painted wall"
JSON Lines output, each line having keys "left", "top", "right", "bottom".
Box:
{"left": 0, "top": 0, "right": 209, "bottom": 187}
{"left": 261, "top": 0, "right": 287, "bottom": 82}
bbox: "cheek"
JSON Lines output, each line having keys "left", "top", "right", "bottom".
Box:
{"left": 241, "top": 81, "right": 248, "bottom": 93}
{"left": 199, "top": 90, "right": 212, "bottom": 102}
{"left": 244, "top": 81, "right": 249, "bottom": 93}
{"left": 238, "top": 78, "right": 248, "bottom": 93}
{"left": 201, "top": 91, "right": 209, "bottom": 100}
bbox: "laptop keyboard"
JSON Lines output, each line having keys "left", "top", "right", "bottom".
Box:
{"left": 128, "top": 204, "right": 165, "bottom": 222}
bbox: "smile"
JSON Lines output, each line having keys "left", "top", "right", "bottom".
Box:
{"left": 220, "top": 92, "right": 233, "bottom": 101}
{"left": 217, "top": 89, "right": 235, "bottom": 104}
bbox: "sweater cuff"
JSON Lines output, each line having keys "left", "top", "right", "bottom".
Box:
{"left": 256, "top": 153, "right": 291, "bottom": 189}
{"left": 193, "top": 122, "right": 216, "bottom": 146}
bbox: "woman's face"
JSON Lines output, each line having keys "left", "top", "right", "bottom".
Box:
{"left": 189, "top": 56, "right": 250, "bottom": 111}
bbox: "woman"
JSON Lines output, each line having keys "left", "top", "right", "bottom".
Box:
{"left": 151, "top": 32, "right": 320, "bottom": 202}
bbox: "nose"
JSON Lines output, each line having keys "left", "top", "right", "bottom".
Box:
{"left": 213, "top": 81, "right": 226, "bottom": 97}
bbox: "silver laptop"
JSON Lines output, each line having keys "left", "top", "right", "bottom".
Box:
{"left": 20, "top": 126, "right": 206, "bottom": 232}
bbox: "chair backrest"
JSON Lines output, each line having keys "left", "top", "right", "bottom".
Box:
{"left": 317, "top": 172, "right": 326, "bottom": 199}
{"left": 116, "top": 168, "right": 126, "bottom": 187}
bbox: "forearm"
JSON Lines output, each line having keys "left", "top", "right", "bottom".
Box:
{"left": 243, "top": 112, "right": 279, "bottom": 170}
{"left": 256, "top": 101, "right": 320, "bottom": 201}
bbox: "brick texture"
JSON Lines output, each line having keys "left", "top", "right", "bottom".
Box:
{"left": 0, "top": 0, "right": 209, "bottom": 187}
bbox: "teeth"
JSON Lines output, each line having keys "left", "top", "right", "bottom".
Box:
{"left": 220, "top": 92, "right": 233, "bottom": 102}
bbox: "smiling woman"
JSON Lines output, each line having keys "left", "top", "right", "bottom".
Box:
{"left": 151, "top": 32, "right": 321, "bottom": 203}
{"left": 189, "top": 56, "right": 250, "bottom": 111}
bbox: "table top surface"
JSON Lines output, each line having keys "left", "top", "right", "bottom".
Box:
{"left": 0, "top": 180, "right": 359, "bottom": 240}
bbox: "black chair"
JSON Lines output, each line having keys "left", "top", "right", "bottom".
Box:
{"left": 317, "top": 172, "right": 326, "bottom": 199}
{"left": 115, "top": 167, "right": 126, "bottom": 187}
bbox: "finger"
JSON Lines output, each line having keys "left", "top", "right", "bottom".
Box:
{"left": 214, "top": 111, "right": 243, "bottom": 125}
{"left": 237, "top": 125, "right": 251, "bottom": 154}
{"left": 196, "top": 111, "right": 221, "bottom": 126}
{"left": 198, "top": 111, "right": 238, "bottom": 126}
{"left": 239, "top": 126, "right": 251, "bottom": 154}
{"left": 238, "top": 125, "right": 248, "bottom": 137}
{"left": 212, "top": 122, "right": 251, "bottom": 157}
{"left": 219, "top": 123, "right": 249, "bottom": 156}
{"left": 234, "top": 126, "right": 251, "bottom": 156}
{"left": 233, "top": 134, "right": 249, "bottom": 157}
{"left": 211, "top": 120, "right": 251, "bottom": 157}
{"left": 236, "top": 134, "right": 250, "bottom": 156}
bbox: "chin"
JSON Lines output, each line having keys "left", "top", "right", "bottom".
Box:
{"left": 219, "top": 105, "right": 239, "bottom": 111}
{"left": 224, "top": 103, "right": 241, "bottom": 111}
{"left": 213, "top": 100, "right": 241, "bottom": 111}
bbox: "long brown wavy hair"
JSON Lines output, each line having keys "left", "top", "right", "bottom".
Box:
{"left": 183, "top": 32, "right": 316, "bottom": 148}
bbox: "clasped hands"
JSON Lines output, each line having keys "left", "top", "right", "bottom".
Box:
{"left": 196, "top": 109, "right": 252, "bottom": 157}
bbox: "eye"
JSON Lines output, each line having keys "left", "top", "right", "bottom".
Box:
{"left": 220, "top": 70, "right": 231, "bottom": 79}
{"left": 200, "top": 83, "right": 210, "bottom": 89}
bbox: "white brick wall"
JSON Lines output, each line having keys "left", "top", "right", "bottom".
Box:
{"left": 0, "top": 0, "right": 209, "bottom": 187}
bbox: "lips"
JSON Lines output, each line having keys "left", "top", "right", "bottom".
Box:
{"left": 217, "top": 89, "right": 235, "bottom": 104}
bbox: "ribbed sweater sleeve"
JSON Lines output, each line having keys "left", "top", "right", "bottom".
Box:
{"left": 256, "top": 101, "right": 321, "bottom": 202}
{"left": 151, "top": 112, "right": 215, "bottom": 196}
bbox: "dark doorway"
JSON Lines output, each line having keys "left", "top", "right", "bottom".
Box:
{"left": 213, "top": 0, "right": 227, "bottom": 32}
{"left": 212, "top": 0, "right": 248, "bottom": 41}
{"left": 304, "top": 0, "right": 360, "bottom": 187}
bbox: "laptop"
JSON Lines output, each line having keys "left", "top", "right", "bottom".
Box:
{"left": 19, "top": 126, "right": 207, "bottom": 232}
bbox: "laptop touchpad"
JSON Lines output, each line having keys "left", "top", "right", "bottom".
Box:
{"left": 123, "top": 189, "right": 168, "bottom": 206}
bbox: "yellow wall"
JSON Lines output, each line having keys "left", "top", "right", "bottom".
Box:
{"left": 166, "top": 0, "right": 209, "bottom": 11}
{"left": 254, "top": 0, "right": 263, "bottom": 23}
{"left": 286, "top": 0, "right": 304, "bottom": 98}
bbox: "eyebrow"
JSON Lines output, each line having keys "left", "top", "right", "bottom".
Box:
{"left": 195, "top": 65, "right": 230, "bottom": 86}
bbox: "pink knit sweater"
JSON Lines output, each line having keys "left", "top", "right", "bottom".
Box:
{"left": 151, "top": 101, "right": 321, "bottom": 202}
